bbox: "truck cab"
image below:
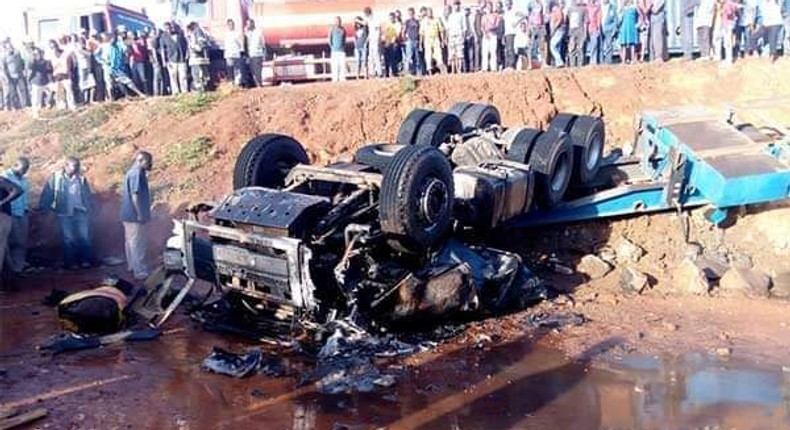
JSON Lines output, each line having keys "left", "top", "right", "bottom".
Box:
{"left": 28, "top": 2, "right": 154, "bottom": 42}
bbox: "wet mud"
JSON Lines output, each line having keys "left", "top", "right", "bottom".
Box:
{"left": 2, "top": 271, "right": 788, "bottom": 429}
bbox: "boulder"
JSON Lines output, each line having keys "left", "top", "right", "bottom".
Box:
{"left": 577, "top": 255, "right": 613, "bottom": 280}
{"left": 770, "top": 272, "right": 790, "bottom": 300}
{"left": 615, "top": 238, "right": 646, "bottom": 263}
{"left": 673, "top": 259, "right": 710, "bottom": 295}
{"left": 695, "top": 254, "right": 729, "bottom": 280}
{"left": 620, "top": 267, "right": 649, "bottom": 295}
{"left": 719, "top": 268, "right": 771, "bottom": 298}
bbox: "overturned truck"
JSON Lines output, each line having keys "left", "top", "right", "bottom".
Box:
{"left": 147, "top": 100, "right": 790, "bottom": 339}
{"left": 143, "top": 102, "right": 603, "bottom": 337}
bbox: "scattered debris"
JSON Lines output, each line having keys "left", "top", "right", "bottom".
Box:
{"left": 526, "top": 312, "right": 586, "bottom": 330}
{"left": 674, "top": 259, "right": 711, "bottom": 295}
{"left": 202, "top": 347, "right": 264, "bottom": 378}
{"left": 662, "top": 322, "right": 679, "bottom": 331}
{"left": 620, "top": 267, "right": 649, "bottom": 295}
{"left": 719, "top": 268, "right": 771, "bottom": 298}
{"left": 39, "top": 329, "right": 161, "bottom": 354}
{"left": 577, "top": 255, "right": 613, "bottom": 280}
{"left": 615, "top": 238, "right": 645, "bottom": 263}
{"left": 299, "top": 326, "right": 425, "bottom": 394}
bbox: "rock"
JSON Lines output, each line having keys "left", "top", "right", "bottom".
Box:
{"left": 615, "top": 238, "right": 646, "bottom": 263}
{"left": 719, "top": 268, "right": 771, "bottom": 298}
{"left": 684, "top": 242, "right": 703, "bottom": 261}
{"left": 577, "top": 255, "right": 613, "bottom": 279}
{"left": 715, "top": 347, "right": 732, "bottom": 357}
{"left": 598, "top": 247, "right": 617, "bottom": 265}
{"left": 695, "top": 254, "right": 729, "bottom": 280}
{"left": 673, "top": 259, "right": 711, "bottom": 295}
{"left": 770, "top": 272, "right": 790, "bottom": 300}
{"left": 728, "top": 251, "right": 753, "bottom": 269}
{"left": 662, "top": 321, "right": 679, "bottom": 331}
{"left": 620, "top": 267, "right": 649, "bottom": 295}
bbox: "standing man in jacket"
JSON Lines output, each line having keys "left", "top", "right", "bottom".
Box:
{"left": 1, "top": 158, "right": 29, "bottom": 276}
{"left": 0, "top": 174, "right": 22, "bottom": 291}
{"left": 121, "top": 151, "right": 153, "bottom": 281}
{"left": 162, "top": 22, "right": 189, "bottom": 94}
{"left": 39, "top": 157, "right": 95, "bottom": 270}
{"left": 649, "top": 0, "right": 668, "bottom": 61}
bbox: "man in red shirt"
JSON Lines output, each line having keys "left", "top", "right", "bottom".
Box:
{"left": 587, "top": 0, "right": 603, "bottom": 64}
{"left": 129, "top": 32, "right": 150, "bottom": 94}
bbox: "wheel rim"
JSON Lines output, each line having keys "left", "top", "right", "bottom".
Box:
{"left": 586, "top": 132, "right": 603, "bottom": 171}
{"left": 551, "top": 152, "right": 571, "bottom": 193}
{"left": 419, "top": 177, "right": 449, "bottom": 231}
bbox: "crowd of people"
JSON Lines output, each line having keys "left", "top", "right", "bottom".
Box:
{"left": 0, "top": 152, "right": 154, "bottom": 291}
{"left": 330, "top": 0, "right": 789, "bottom": 80}
{"left": 0, "top": 0, "right": 788, "bottom": 111}
{"left": 0, "top": 18, "right": 263, "bottom": 115}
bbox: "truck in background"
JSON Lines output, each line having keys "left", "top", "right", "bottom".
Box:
{"left": 25, "top": 1, "right": 155, "bottom": 43}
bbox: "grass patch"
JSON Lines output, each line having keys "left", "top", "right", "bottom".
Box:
{"left": 164, "top": 136, "right": 215, "bottom": 171}
{"left": 0, "top": 103, "right": 123, "bottom": 156}
{"left": 63, "top": 135, "right": 127, "bottom": 158}
{"left": 171, "top": 92, "right": 220, "bottom": 118}
{"left": 399, "top": 75, "right": 419, "bottom": 95}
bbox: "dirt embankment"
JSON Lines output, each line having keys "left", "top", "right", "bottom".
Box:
{"left": 0, "top": 58, "right": 789, "bottom": 364}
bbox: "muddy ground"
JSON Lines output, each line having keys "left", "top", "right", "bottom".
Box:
{"left": 1, "top": 59, "right": 790, "bottom": 429}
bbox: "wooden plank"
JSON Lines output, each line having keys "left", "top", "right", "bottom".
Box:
{"left": 0, "top": 408, "right": 47, "bottom": 430}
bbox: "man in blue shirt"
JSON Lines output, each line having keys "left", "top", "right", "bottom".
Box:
{"left": 39, "top": 157, "right": 95, "bottom": 269}
{"left": 120, "top": 151, "right": 153, "bottom": 281}
{"left": 1, "top": 157, "right": 30, "bottom": 274}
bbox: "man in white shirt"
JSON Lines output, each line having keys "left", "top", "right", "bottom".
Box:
{"left": 246, "top": 19, "right": 266, "bottom": 87}
{"left": 446, "top": 1, "right": 468, "bottom": 73}
{"left": 364, "top": 7, "right": 383, "bottom": 77}
{"left": 503, "top": 0, "right": 523, "bottom": 69}
{"left": 224, "top": 19, "right": 243, "bottom": 85}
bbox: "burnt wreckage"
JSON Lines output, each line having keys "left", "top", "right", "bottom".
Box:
{"left": 150, "top": 103, "right": 605, "bottom": 337}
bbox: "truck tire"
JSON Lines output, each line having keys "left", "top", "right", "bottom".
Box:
{"left": 396, "top": 108, "right": 434, "bottom": 146}
{"left": 233, "top": 134, "right": 309, "bottom": 190}
{"left": 460, "top": 103, "right": 501, "bottom": 130}
{"left": 380, "top": 145, "right": 454, "bottom": 252}
{"left": 354, "top": 144, "right": 406, "bottom": 171}
{"left": 569, "top": 116, "right": 605, "bottom": 184}
{"left": 503, "top": 127, "right": 543, "bottom": 164}
{"left": 529, "top": 130, "right": 573, "bottom": 207}
{"left": 414, "top": 112, "right": 463, "bottom": 147}
{"left": 448, "top": 101, "right": 474, "bottom": 117}
{"left": 547, "top": 112, "right": 578, "bottom": 135}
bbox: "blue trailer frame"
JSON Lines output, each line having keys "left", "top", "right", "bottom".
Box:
{"left": 512, "top": 105, "right": 790, "bottom": 228}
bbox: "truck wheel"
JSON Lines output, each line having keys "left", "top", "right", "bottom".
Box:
{"left": 547, "top": 112, "right": 578, "bottom": 134}
{"left": 448, "top": 101, "right": 474, "bottom": 117}
{"left": 396, "top": 108, "right": 434, "bottom": 146}
{"left": 414, "top": 112, "right": 463, "bottom": 147}
{"left": 529, "top": 130, "right": 573, "bottom": 207}
{"left": 354, "top": 144, "right": 406, "bottom": 171}
{"left": 380, "top": 145, "right": 454, "bottom": 252}
{"left": 569, "top": 116, "right": 605, "bottom": 184}
{"left": 233, "top": 134, "right": 309, "bottom": 190}
{"left": 503, "top": 127, "right": 543, "bottom": 164}
{"left": 460, "top": 103, "right": 501, "bottom": 130}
